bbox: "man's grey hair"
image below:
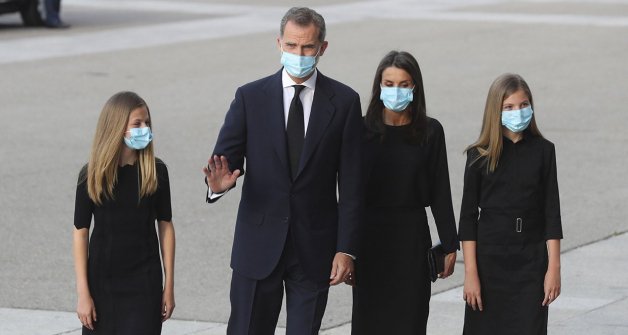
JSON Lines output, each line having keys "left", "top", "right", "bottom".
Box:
{"left": 280, "top": 7, "right": 326, "bottom": 42}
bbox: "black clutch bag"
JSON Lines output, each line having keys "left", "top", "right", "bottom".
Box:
{"left": 427, "top": 243, "right": 446, "bottom": 282}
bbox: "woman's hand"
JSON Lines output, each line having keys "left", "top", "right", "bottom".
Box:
{"left": 161, "top": 288, "right": 176, "bottom": 322}
{"left": 439, "top": 251, "right": 457, "bottom": 278}
{"left": 542, "top": 265, "right": 561, "bottom": 306}
{"left": 77, "top": 293, "right": 97, "bottom": 330}
{"left": 203, "top": 155, "right": 241, "bottom": 194}
{"left": 463, "top": 271, "right": 483, "bottom": 311}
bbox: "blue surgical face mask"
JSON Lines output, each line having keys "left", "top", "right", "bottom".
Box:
{"left": 501, "top": 106, "right": 533, "bottom": 133}
{"left": 380, "top": 86, "right": 414, "bottom": 112}
{"left": 280, "top": 47, "right": 320, "bottom": 78}
{"left": 124, "top": 127, "right": 152, "bottom": 150}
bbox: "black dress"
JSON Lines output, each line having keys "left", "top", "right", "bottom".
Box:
{"left": 352, "top": 118, "right": 459, "bottom": 335}
{"left": 74, "top": 159, "right": 172, "bottom": 335}
{"left": 458, "top": 132, "right": 563, "bottom": 335}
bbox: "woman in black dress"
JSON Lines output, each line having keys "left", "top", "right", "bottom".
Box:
{"left": 73, "top": 92, "right": 176, "bottom": 334}
{"left": 351, "top": 51, "right": 459, "bottom": 335}
{"left": 459, "top": 73, "right": 563, "bottom": 334}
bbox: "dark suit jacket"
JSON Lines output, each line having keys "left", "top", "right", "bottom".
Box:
{"left": 209, "top": 69, "right": 363, "bottom": 283}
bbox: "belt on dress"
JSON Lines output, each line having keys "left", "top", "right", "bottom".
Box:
{"left": 516, "top": 217, "right": 523, "bottom": 233}
{"left": 479, "top": 209, "right": 543, "bottom": 234}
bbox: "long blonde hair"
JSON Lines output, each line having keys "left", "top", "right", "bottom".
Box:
{"left": 466, "top": 73, "right": 543, "bottom": 172}
{"left": 84, "top": 91, "right": 157, "bottom": 205}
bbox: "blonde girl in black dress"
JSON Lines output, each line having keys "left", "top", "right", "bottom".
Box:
{"left": 459, "top": 74, "right": 562, "bottom": 334}
{"left": 73, "top": 92, "right": 175, "bottom": 334}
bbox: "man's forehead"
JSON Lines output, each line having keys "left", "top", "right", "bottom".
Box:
{"left": 283, "top": 22, "right": 318, "bottom": 37}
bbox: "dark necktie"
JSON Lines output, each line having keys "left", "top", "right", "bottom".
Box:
{"left": 286, "top": 85, "right": 305, "bottom": 180}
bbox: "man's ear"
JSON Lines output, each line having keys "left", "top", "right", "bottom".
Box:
{"left": 318, "top": 41, "right": 329, "bottom": 56}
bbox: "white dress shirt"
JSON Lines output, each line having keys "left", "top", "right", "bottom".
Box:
{"left": 282, "top": 68, "right": 317, "bottom": 134}
{"left": 207, "top": 69, "right": 355, "bottom": 261}
{"left": 208, "top": 69, "right": 318, "bottom": 200}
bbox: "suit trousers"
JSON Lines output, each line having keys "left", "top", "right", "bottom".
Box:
{"left": 227, "top": 234, "right": 330, "bottom": 335}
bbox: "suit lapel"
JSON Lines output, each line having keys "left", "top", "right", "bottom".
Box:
{"left": 296, "top": 72, "right": 336, "bottom": 178}
{"left": 263, "top": 70, "right": 290, "bottom": 176}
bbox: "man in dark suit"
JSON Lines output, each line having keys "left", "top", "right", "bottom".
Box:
{"left": 202, "top": 7, "right": 362, "bottom": 335}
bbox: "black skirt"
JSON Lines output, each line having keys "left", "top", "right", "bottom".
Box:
{"left": 463, "top": 241, "right": 548, "bottom": 335}
{"left": 352, "top": 207, "right": 432, "bottom": 335}
{"left": 84, "top": 261, "right": 163, "bottom": 335}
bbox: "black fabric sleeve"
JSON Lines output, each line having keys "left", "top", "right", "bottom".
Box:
{"left": 156, "top": 159, "right": 172, "bottom": 222}
{"left": 543, "top": 142, "right": 563, "bottom": 240}
{"left": 427, "top": 119, "right": 459, "bottom": 253}
{"left": 458, "top": 150, "right": 482, "bottom": 241}
{"left": 207, "top": 87, "right": 248, "bottom": 204}
{"left": 74, "top": 165, "right": 93, "bottom": 230}
{"left": 336, "top": 92, "right": 364, "bottom": 257}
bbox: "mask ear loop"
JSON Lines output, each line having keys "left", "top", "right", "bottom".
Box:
{"left": 313, "top": 46, "right": 321, "bottom": 58}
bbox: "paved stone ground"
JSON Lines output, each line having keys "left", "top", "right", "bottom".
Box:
{"left": 2, "top": 231, "right": 628, "bottom": 334}
{"left": 1, "top": 0, "right": 627, "bottom": 332}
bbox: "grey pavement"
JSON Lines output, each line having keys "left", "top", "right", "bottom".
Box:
{"left": 1, "top": 0, "right": 627, "bottom": 333}
{"left": 2, "top": 231, "right": 628, "bottom": 334}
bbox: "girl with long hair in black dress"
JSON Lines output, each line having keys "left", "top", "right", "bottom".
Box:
{"left": 459, "top": 74, "right": 563, "bottom": 334}
{"left": 73, "top": 92, "right": 175, "bottom": 334}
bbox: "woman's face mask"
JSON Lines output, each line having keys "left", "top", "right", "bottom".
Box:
{"left": 380, "top": 86, "right": 414, "bottom": 112}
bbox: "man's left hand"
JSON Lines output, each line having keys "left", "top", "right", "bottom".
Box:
{"left": 329, "top": 253, "right": 354, "bottom": 286}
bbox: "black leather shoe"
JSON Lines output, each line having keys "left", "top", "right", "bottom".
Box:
{"left": 45, "top": 20, "right": 71, "bottom": 29}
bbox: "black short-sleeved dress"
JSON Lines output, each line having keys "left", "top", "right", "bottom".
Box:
{"left": 74, "top": 159, "right": 172, "bottom": 335}
{"left": 351, "top": 118, "right": 459, "bottom": 335}
{"left": 458, "top": 132, "right": 563, "bottom": 335}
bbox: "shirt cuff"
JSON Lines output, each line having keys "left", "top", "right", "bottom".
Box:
{"left": 207, "top": 187, "right": 228, "bottom": 200}
{"left": 341, "top": 252, "right": 356, "bottom": 260}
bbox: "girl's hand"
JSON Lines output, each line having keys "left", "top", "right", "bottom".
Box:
{"left": 542, "top": 266, "right": 561, "bottom": 306}
{"left": 161, "top": 288, "right": 176, "bottom": 322}
{"left": 463, "top": 271, "right": 483, "bottom": 311}
{"left": 77, "top": 294, "right": 97, "bottom": 330}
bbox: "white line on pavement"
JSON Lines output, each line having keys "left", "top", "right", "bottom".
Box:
{"left": 2, "top": 0, "right": 628, "bottom": 64}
